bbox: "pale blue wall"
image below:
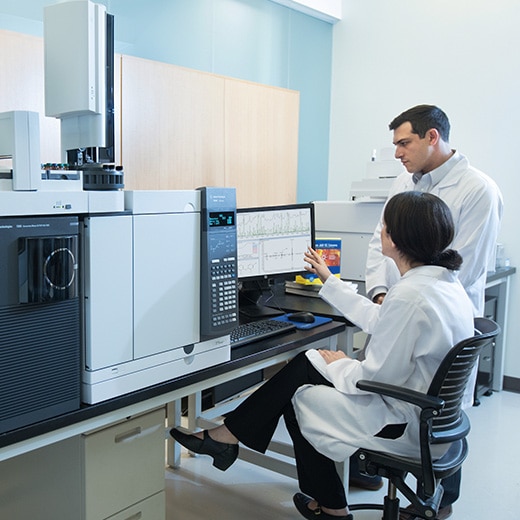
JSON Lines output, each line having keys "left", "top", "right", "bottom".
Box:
{"left": 0, "top": 0, "right": 333, "bottom": 203}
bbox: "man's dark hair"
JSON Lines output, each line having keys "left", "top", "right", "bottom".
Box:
{"left": 389, "top": 104, "right": 451, "bottom": 142}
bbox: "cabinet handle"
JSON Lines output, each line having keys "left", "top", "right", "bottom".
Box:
{"left": 114, "top": 426, "right": 142, "bottom": 443}
{"left": 123, "top": 513, "right": 142, "bottom": 520}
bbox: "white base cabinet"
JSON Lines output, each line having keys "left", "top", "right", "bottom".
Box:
{"left": 0, "top": 408, "right": 166, "bottom": 520}
{"left": 83, "top": 408, "right": 166, "bottom": 519}
{"left": 105, "top": 491, "right": 165, "bottom": 520}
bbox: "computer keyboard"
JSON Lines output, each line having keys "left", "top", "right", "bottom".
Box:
{"left": 230, "top": 318, "right": 297, "bottom": 348}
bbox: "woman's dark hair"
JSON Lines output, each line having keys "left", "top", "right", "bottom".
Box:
{"left": 389, "top": 104, "right": 450, "bottom": 142}
{"left": 383, "top": 191, "right": 463, "bottom": 270}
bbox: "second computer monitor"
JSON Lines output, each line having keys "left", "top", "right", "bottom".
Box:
{"left": 236, "top": 203, "right": 315, "bottom": 315}
{"left": 237, "top": 203, "right": 315, "bottom": 279}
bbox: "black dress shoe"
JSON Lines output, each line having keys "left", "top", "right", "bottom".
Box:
{"left": 293, "top": 493, "right": 353, "bottom": 520}
{"left": 169, "top": 428, "right": 238, "bottom": 471}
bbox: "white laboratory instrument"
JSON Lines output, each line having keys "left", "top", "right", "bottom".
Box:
{"left": 349, "top": 147, "right": 403, "bottom": 201}
{"left": 0, "top": 110, "right": 123, "bottom": 216}
{"left": 81, "top": 190, "right": 231, "bottom": 404}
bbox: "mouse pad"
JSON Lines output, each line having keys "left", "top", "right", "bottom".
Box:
{"left": 272, "top": 314, "right": 332, "bottom": 330}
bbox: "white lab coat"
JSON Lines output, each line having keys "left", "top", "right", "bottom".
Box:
{"left": 292, "top": 267, "right": 474, "bottom": 462}
{"left": 365, "top": 153, "right": 503, "bottom": 316}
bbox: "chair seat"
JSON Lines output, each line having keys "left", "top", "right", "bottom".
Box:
{"left": 356, "top": 437, "right": 467, "bottom": 481}
{"left": 431, "top": 438, "right": 468, "bottom": 477}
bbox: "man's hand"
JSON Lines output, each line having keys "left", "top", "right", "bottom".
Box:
{"left": 373, "top": 293, "right": 386, "bottom": 305}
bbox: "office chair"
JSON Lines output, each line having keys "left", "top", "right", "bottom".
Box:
{"left": 349, "top": 317, "right": 500, "bottom": 520}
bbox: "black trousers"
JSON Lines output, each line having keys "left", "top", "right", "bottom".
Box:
{"left": 224, "top": 351, "right": 348, "bottom": 509}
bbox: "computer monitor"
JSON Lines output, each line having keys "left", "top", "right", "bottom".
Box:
{"left": 236, "top": 203, "right": 315, "bottom": 317}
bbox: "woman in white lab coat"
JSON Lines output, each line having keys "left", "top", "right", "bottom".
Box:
{"left": 170, "top": 191, "right": 474, "bottom": 520}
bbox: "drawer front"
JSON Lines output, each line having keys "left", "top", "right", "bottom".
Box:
{"left": 105, "top": 491, "right": 165, "bottom": 520}
{"left": 84, "top": 408, "right": 165, "bottom": 520}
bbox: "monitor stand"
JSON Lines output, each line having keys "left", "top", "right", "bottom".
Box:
{"left": 238, "top": 280, "right": 285, "bottom": 319}
{"left": 239, "top": 303, "right": 284, "bottom": 319}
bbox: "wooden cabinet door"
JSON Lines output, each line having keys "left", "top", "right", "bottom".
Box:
{"left": 120, "top": 55, "right": 299, "bottom": 207}
{"left": 224, "top": 78, "right": 299, "bottom": 207}
{"left": 120, "top": 55, "right": 226, "bottom": 191}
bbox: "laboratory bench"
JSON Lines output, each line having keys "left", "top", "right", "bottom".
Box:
{"left": 0, "top": 267, "right": 514, "bottom": 519}
{"left": 0, "top": 319, "right": 346, "bottom": 520}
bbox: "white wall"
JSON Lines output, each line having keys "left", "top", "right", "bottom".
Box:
{"left": 329, "top": 0, "right": 520, "bottom": 379}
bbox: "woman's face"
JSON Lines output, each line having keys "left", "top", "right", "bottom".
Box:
{"left": 381, "top": 223, "right": 393, "bottom": 258}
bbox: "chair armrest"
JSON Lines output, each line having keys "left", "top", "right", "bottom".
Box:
{"left": 356, "top": 380, "right": 445, "bottom": 411}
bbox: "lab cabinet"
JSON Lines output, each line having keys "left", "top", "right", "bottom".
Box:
{"left": 105, "top": 492, "right": 165, "bottom": 520}
{"left": 83, "top": 408, "right": 166, "bottom": 520}
{"left": 0, "top": 435, "right": 82, "bottom": 519}
{"left": 0, "top": 408, "right": 166, "bottom": 520}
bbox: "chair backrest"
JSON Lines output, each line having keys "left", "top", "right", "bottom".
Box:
{"left": 427, "top": 317, "right": 500, "bottom": 441}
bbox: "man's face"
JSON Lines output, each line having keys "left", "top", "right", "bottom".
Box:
{"left": 392, "top": 121, "right": 434, "bottom": 174}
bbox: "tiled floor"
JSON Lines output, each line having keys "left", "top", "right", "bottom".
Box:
{"left": 166, "top": 390, "right": 520, "bottom": 519}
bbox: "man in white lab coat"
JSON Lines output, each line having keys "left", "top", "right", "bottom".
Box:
{"left": 366, "top": 105, "right": 503, "bottom": 316}
{"left": 362, "top": 104, "right": 503, "bottom": 519}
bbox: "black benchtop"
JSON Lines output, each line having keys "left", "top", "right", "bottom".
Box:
{"left": 267, "top": 290, "right": 355, "bottom": 325}
{"left": 0, "top": 320, "right": 345, "bottom": 450}
{"left": 263, "top": 267, "right": 517, "bottom": 323}
{"left": 258, "top": 280, "right": 357, "bottom": 326}
{"left": 485, "top": 266, "right": 516, "bottom": 283}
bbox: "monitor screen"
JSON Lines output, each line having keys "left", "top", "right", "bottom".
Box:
{"left": 237, "top": 203, "right": 315, "bottom": 281}
{"left": 236, "top": 203, "right": 315, "bottom": 317}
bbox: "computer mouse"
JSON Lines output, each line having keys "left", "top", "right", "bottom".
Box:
{"left": 288, "top": 311, "right": 315, "bottom": 323}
